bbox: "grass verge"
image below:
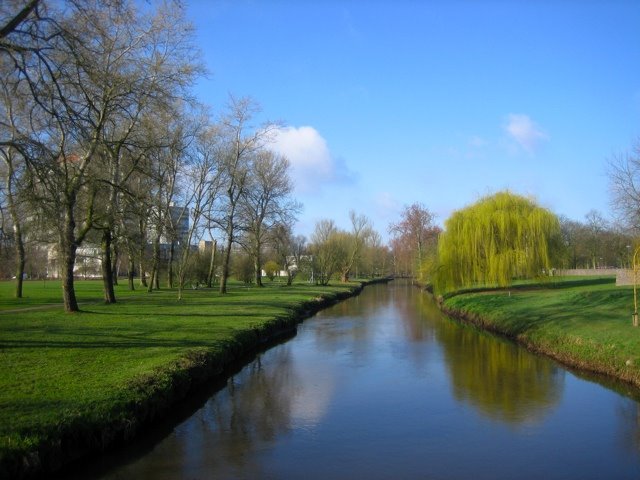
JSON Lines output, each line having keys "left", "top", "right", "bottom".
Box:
{"left": 440, "top": 276, "right": 640, "bottom": 388}
{"left": 0, "top": 278, "right": 368, "bottom": 479}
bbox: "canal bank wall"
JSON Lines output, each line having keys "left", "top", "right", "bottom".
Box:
{"left": 3, "top": 279, "right": 391, "bottom": 480}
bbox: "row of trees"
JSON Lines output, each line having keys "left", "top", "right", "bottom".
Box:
{"left": 0, "top": 1, "right": 301, "bottom": 310}
{"left": 388, "top": 192, "right": 637, "bottom": 294}
{"left": 383, "top": 136, "right": 640, "bottom": 293}
{"left": 309, "top": 211, "right": 391, "bottom": 285}
{"left": 559, "top": 211, "right": 633, "bottom": 270}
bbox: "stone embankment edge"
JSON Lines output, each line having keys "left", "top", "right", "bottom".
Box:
{"left": 436, "top": 296, "right": 640, "bottom": 391}
{"left": 3, "top": 278, "right": 391, "bottom": 480}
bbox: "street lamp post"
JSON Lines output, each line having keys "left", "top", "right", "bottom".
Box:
{"left": 633, "top": 245, "right": 640, "bottom": 327}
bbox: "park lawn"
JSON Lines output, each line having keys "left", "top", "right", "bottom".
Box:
{"left": 0, "top": 279, "right": 358, "bottom": 462}
{"left": 442, "top": 276, "right": 640, "bottom": 385}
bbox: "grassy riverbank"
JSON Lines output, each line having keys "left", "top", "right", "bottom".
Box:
{"left": 0, "top": 279, "right": 367, "bottom": 479}
{"left": 440, "top": 276, "right": 640, "bottom": 387}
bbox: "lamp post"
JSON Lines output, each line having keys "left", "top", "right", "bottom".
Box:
{"left": 633, "top": 245, "right": 640, "bottom": 327}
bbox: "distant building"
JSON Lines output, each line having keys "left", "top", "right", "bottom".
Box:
{"left": 44, "top": 204, "right": 190, "bottom": 279}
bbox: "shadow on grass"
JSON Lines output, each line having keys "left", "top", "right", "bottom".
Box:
{"left": 443, "top": 276, "right": 616, "bottom": 300}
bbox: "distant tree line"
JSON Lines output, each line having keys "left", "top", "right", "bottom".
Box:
{"left": 386, "top": 192, "right": 635, "bottom": 294}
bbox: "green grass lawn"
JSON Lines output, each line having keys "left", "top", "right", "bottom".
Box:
{"left": 442, "top": 276, "right": 640, "bottom": 385}
{"left": 0, "top": 278, "right": 358, "bottom": 468}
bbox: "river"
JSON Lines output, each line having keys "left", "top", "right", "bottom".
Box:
{"left": 71, "top": 280, "right": 640, "bottom": 479}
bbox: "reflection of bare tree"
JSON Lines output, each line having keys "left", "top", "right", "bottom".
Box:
{"left": 117, "top": 345, "right": 299, "bottom": 479}
{"left": 310, "top": 287, "right": 380, "bottom": 358}
{"left": 391, "top": 281, "right": 437, "bottom": 343}
{"left": 203, "top": 346, "right": 296, "bottom": 463}
{"left": 313, "top": 281, "right": 436, "bottom": 372}
{"left": 421, "top": 295, "right": 564, "bottom": 426}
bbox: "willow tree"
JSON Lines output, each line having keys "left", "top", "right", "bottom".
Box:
{"left": 435, "top": 191, "right": 561, "bottom": 293}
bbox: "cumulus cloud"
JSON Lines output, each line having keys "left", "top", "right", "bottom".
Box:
{"left": 504, "top": 114, "right": 548, "bottom": 154}
{"left": 270, "top": 126, "right": 354, "bottom": 194}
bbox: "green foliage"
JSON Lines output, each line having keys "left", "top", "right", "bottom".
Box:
{"left": 435, "top": 191, "right": 562, "bottom": 293}
{"left": 263, "top": 260, "right": 280, "bottom": 281}
{"left": 233, "top": 254, "right": 254, "bottom": 284}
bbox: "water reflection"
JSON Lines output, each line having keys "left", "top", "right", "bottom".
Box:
{"left": 82, "top": 281, "right": 640, "bottom": 479}
{"left": 418, "top": 293, "right": 564, "bottom": 425}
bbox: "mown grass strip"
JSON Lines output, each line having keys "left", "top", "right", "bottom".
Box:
{"left": 0, "top": 279, "right": 362, "bottom": 478}
{"left": 441, "top": 276, "right": 640, "bottom": 386}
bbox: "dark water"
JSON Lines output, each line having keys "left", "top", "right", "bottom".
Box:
{"left": 80, "top": 281, "right": 640, "bottom": 479}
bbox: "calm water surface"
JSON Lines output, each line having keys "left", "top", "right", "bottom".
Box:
{"left": 80, "top": 281, "right": 640, "bottom": 479}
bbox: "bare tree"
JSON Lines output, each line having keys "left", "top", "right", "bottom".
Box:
{"left": 389, "top": 202, "right": 440, "bottom": 279}
{"left": 584, "top": 209, "right": 608, "bottom": 269}
{"left": 338, "top": 210, "right": 373, "bottom": 282}
{"left": 144, "top": 114, "right": 186, "bottom": 293}
{"left": 0, "top": 70, "right": 29, "bottom": 295}
{"left": 608, "top": 139, "right": 640, "bottom": 233}
{"left": 173, "top": 123, "right": 223, "bottom": 299}
{"left": 239, "top": 149, "right": 299, "bottom": 286}
{"left": 212, "top": 96, "right": 278, "bottom": 294}
{"left": 270, "top": 223, "right": 296, "bottom": 285}
{"left": 0, "top": 1, "right": 40, "bottom": 41}
{"left": 310, "top": 219, "right": 344, "bottom": 285}
{"left": 0, "top": 0, "right": 201, "bottom": 311}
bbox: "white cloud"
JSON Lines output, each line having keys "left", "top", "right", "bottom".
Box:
{"left": 504, "top": 114, "right": 548, "bottom": 154}
{"left": 271, "top": 126, "right": 354, "bottom": 194}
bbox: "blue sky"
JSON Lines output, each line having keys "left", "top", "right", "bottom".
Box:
{"left": 186, "top": 1, "right": 640, "bottom": 240}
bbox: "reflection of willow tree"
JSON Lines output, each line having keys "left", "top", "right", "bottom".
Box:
{"left": 420, "top": 295, "right": 564, "bottom": 425}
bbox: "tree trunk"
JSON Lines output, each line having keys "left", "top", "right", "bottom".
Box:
{"left": 60, "top": 235, "right": 79, "bottom": 312}
{"left": 147, "top": 268, "right": 155, "bottom": 293}
{"left": 127, "top": 255, "right": 135, "bottom": 291}
{"left": 254, "top": 249, "right": 263, "bottom": 287}
{"left": 111, "top": 245, "right": 119, "bottom": 286}
{"left": 148, "top": 237, "right": 160, "bottom": 292}
{"left": 13, "top": 220, "right": 25, "bottom": 298}
{"left": 167, "top": 241, "right": 174, "bottom": 288}
{"left": 139, "top": 253, "right": 147, "bottom": 286}
{"left": 206, "top": 239, "right": 217, "bottom": 288}
{"left": 62, "top": 251, "right": 79, "bottom": 312}
{"left": 101, "top": 229, "right": 116, "bottom": 303}
{"left": 138, "top": 220, "right": 147, "bottom": 287}
{"left": 6, "top": 173, "right": 25, "bottom": 298}
{"left": 59, "top": 201, "right": 81, "bottom": 312}
{"left": 220, "top": 236, "right": 233, "bottom": 294}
